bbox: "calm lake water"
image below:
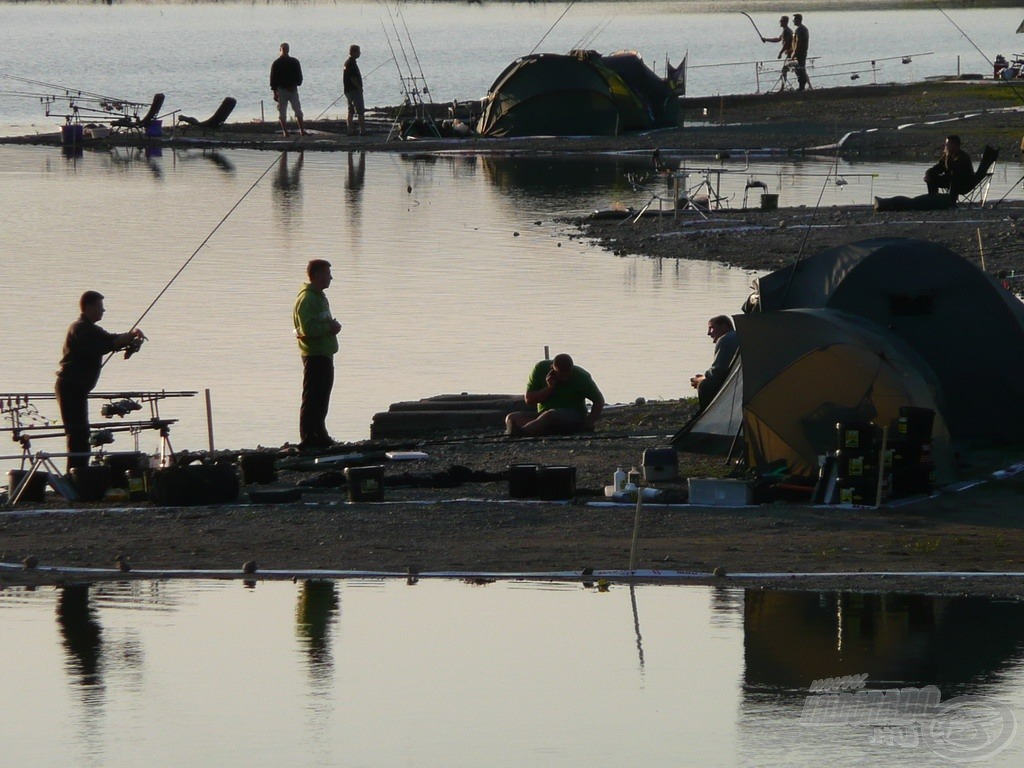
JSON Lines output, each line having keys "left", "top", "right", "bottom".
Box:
{"left": 1, "top": 580, "right": 1022, "bottom": 767}
{"left": 2, "top": 2, "right": 1023, "bottom": 134}
{"left": 3, "top": 143, "right": 1020, "bottom": 470}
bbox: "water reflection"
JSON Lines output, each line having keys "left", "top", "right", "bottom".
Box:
{"left": 272, "top": 149, "right": 304, "bottom": 223}
{"left": 743, "top": 590, "right": 1024, "bottom": 695}
{"left": 296, "top": 579, "right": 341, "bottom": 680}
{"left": 57, "top": 584, "right": 104, "bottom": 695}
{"left": 3, "top": 581, "right": 1024, "bottom": 765}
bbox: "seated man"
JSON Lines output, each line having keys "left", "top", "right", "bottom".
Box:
{"left": 690, "top": 315, "right": 739, "bottom": 410}
{"left": 924, "top": 134, "right": 974, "bottom": 199}
{"left": 505, "top": 353, "right": 605, "bottom": 437}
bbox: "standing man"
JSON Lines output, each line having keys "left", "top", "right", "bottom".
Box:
{"left": 505, "top": 353, "right": 605, "bottom": 437}
{"left": 343, "top": 44, "right": 366, "bottom": 136}
{"left": 55, "top": 291, "right": 145, "bottom": 471}
{"left": 271, "top": 42, "right": 307, "bottom": 137}
{"left": 690, "top": 315, "right": 739, "bottom": 411}
{"left": 761, "top": 16, "right": 793, "bottom": 61}
{"left": 925, "top": 135, "right": 975, "bottom": 200}
{"left": 293, "top": 259, "right": 342, "bottom": 450}
{"left": 791, "top": 14, "right": 810, "bottom": 91}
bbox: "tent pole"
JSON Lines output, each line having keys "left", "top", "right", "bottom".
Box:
{"left": 725, "top": 423, "right": 743, "bottom": 464}
{"left": 874, "top": 425, "right": 888, "bottom": 508}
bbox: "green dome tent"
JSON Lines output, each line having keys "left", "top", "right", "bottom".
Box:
{"left": 476, "top": 51, "right": 678, "bottom": 138}
{"left": 755, "top": 237, "right": 1024, "bottom": 443}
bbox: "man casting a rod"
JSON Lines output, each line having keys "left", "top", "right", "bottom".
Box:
{"left": 55, "top": 291, "right": 145, "bottom": 471}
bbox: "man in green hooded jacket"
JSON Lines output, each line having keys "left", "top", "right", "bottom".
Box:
{"left": 293, "top": 259, "right": 342, "bottom": 449}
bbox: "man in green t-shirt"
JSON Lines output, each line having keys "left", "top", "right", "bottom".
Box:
{"left": 293, "top": 259, "right": 342, "bottom": 450}
{"left": 505, "top": 353, "right": 605, "bottom": 437}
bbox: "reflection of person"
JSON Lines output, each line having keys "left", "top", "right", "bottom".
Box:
{"left": 925, "top": 135, "right": 975, "bottom": 199}
{"left": 690, "top": 315, "right": 739, "bottom": 411}
{"left": 271, "top": 42, "right": 306, "bottom": 137}
{"left": 791, "top": 14, "right": 810, "bottom": 91}
{"left": 57, "top": 585, "right": 103, "bottom": 688}
{"left": 346, "top": 151, "right": 365, "bottom": 191}
{"left": 293, "top": 260, "right": 342, "bottom": 450}
{"left": 55, "top": 291, "right": 145, "bottom": 471}
{"left": 505, "top": 353, "right": 605, "bottom": 437}
{"left": 761, "top": 16, "right": 793, "bottom": 60}
{"left": 343, "top": 44, "right": 365, "bottom": 136}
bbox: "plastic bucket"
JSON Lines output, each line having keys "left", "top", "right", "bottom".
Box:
{"left": 239, "top": 452, "right": 278, "bottom": 485}
{"left": 760, "top": 193, "right": 779, "bottom": 211}
{"left": 508, "top": 463, "right": 540, "bottom": 499}
{"left": 344, "top": 465, "right": 385, "bottom": 502}
{"left": 145, "top": 119, "right": 163, "bottom": 137}
{"left": 8, "top": 469, "right": 48, "bottom": 503}
{"left": 60, "top": 124, "right": 84, "bottom": 147}
{"left": 104, "top": 452, "right": 145, "bottom": 488}
{"left": 537, "top": 465, "right": 576, "bottom": 500}
{"left": 70, "top": 465, "right": 112, "bottom": 502}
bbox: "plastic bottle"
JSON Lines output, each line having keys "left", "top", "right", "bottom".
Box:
{"left": 613, "top": 467, "right": 627, "bottom": 492}
{"left": 628, "top": 467, "right": 642, "bottom": 487}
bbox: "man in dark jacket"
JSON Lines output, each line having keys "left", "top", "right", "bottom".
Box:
{"left": 343, "top": 44, "right": 366, "bottom": 136}
{"left": 925, "top": 135, "right": 975, "bottom": 199}
{"left": 55, "top": 291, "right": 145, "bottom": 470}
{"left": 270, "top": 42, "right": 306, "bottom": 137}
{"left": 690, "top": 315, "right": 739, "bottom": 411}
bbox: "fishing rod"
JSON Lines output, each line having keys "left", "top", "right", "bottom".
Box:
{"left": 530, "top": 1, "right": 576, "bottom": 56}
{"left": 776, "top": 150, "right": 842, "bottom": 308}
{"left": 384, "top": 3, "right": 418, "bottom": 94}
{"left": 102, "top": 139, "right": 306, "bottom": 368}
{"left": 396, "top": 5, "right": 433, "bottom": 103}
{"left": 933, "top": 4, "right": 1024, "bottom": 106}
{"left": 573, "top": 14, "right": 616, "bottom": 52}
{"left": 380, "top": 20, "right": 411, "bottom": 105}
{"left": 0, "top": 73, "right": 131, "bottom": 105}
{"left": 313, "top": 56, "right": 395, "bottom": 121}
{"left": 740, "top": 12, "right": 765, "bottom": 42}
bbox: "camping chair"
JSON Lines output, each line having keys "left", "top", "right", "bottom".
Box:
{"left": 111, "top": 93, "right": 166, "bottom": 136}
{"left": 959, "top": 145, "right": 999, "bottom": 207}
{"left": 176, "top": 97, "right": 237, "bottom": 136}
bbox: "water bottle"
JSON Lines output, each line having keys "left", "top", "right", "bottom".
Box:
{"left": 613, "top": 467, "right": 626, "bottom": 492}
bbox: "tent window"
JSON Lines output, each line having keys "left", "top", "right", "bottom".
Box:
{"left": 889, "top": 293, "right": 934, "bottom": 316}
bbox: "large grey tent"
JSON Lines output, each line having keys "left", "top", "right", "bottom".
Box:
{"left": 674, "top": 309, "right": 953, "bottom": 481}
{"left": 755, "top": 237, "right": 1024, "bottom": 443}
{"left": 476, "top": 51, "right": 679, "bottom": 138}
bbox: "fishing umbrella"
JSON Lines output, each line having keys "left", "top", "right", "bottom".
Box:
{"left": 734, "top": 309, "right": 953, "bottom": 481}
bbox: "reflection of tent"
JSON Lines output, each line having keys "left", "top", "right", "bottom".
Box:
{"left": 744, "top": 589, "right": 1024, "bottom": 690}
{"left": 756, "top": 237, "right": 1024, "bottom": 442}
{"left": 476, "top": 51, "right": 679, "bottom": 138}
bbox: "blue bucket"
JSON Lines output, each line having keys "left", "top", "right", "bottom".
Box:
{"left": 145, "top": 119, "right": 163, "bottom": 138}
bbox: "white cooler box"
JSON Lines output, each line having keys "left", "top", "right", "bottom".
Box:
{"left": 688, "top": 478, "right": 752, "bottom": 506}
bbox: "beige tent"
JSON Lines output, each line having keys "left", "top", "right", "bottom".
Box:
{"left": 734, "top": 309, "right": 953, "bottom": 480}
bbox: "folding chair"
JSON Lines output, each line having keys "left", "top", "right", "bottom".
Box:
{"left": 176, "top": 97, "right": 237, "bottom": 136}
{"left": 111, "top": 93, "right": 166, "bottom": 136}
{"left": 959, "top": 145, "right": 999, "bottom": 207}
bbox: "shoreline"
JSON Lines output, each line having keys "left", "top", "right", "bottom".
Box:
{"left": 3, "top": 81, "right": 1021, "bottom": 161}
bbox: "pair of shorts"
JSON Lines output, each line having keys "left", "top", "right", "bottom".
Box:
{"left": 345, "top": 90, "right": 365, "bottom": 116}
{"left": 539, "top": 408, "right": 588, "bottom": 433}
{"left": 276, "top": 87, "right": 303, "bottom": 121}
